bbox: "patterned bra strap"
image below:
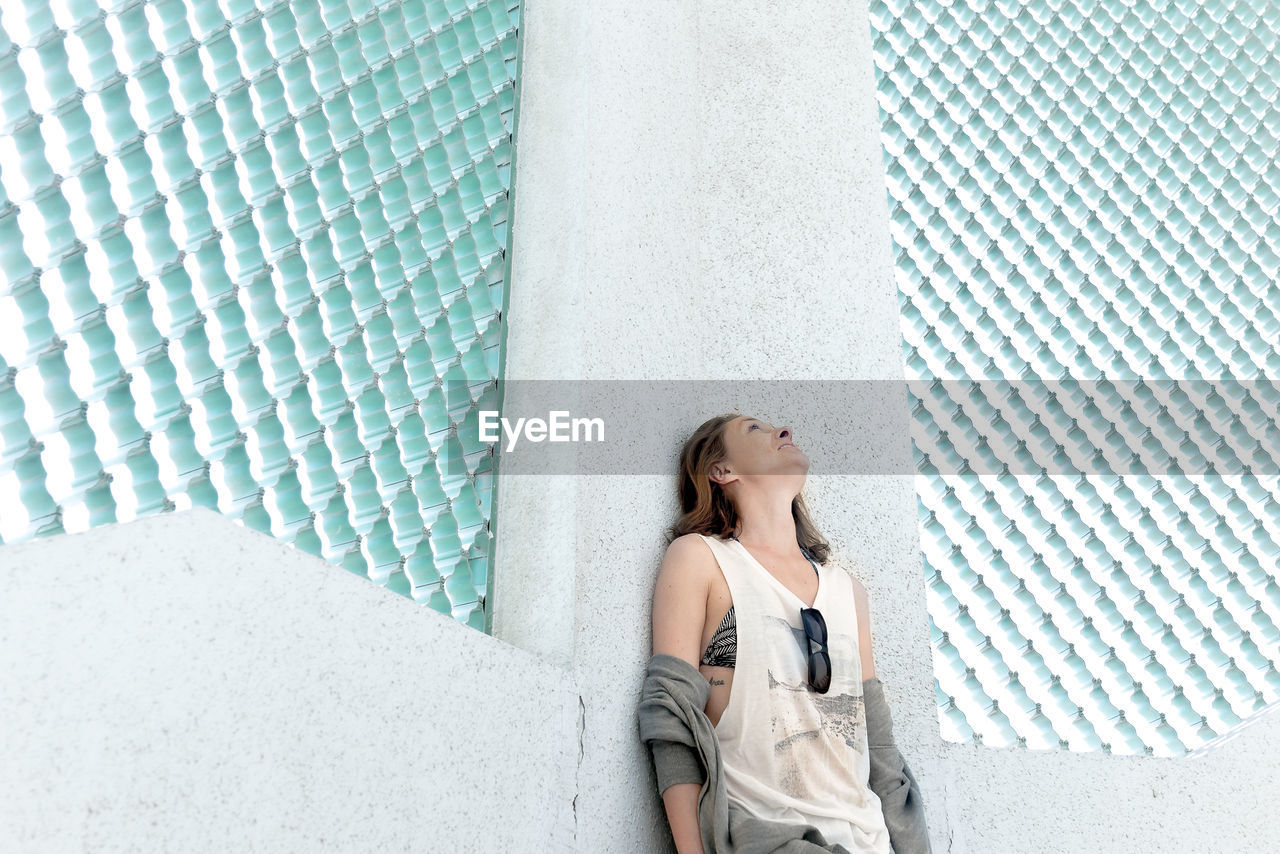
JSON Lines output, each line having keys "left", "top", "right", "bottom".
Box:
{"left": 702, "top": 542, "right": 820, "bottom": 668}
{"left": 701, "top": 605, "right": 737, "bottom": 668}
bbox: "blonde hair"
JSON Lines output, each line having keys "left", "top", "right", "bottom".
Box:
{"left": 666, "top": 413, "right": 831, "bottom": 564}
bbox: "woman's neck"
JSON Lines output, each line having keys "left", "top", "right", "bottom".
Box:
{"left": 732, "top": 493, "right": 801, "bottom": 557}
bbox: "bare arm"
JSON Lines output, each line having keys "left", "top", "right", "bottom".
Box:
{"left": 660, "top": 783, "right": 704, "bottom": 854}
{"left": 852, "top": 576, "right": 934, "bottom": 853}
{"left": 650, "top": 534, "right": 714, "bottom": 854}
{"left": 850, "top": 576, "right": 877, "bottom": 680}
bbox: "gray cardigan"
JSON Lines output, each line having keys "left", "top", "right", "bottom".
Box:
{"left": 637, "top": 653, "right": 932, "bottom": 854}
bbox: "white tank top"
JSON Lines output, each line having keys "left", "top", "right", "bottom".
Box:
{"left": 698, "top": 533, "right": 892, "bottom": 854}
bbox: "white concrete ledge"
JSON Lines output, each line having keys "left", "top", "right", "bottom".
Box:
{"left": 0, "top": 508, "right": 577, "bottom": 853}
{"left": 921, "top": 728, "right": 1280, "bottom": 853}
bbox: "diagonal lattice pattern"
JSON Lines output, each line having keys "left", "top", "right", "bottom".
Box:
{"left": 0, "top": 0, "right": 520, "bottom": 631}
{"left": 868, "top": 0, "right": 1280, "bottom": 754}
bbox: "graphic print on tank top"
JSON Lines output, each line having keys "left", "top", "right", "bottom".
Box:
{"left": 697, "top": 534, "right": 892, "bottom": 854}
{"left": 758, "top": 614, "right": 872, "bottom": 809}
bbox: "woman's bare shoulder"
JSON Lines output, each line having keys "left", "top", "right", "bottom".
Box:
{"left": 655, "top": 535, "right": 716, "bottom": 594}
{"left": 651, "top": 533, "right": 719, "bottom": 662}
{"left": 665, "top": 531, "right": 711, "bottom": 555}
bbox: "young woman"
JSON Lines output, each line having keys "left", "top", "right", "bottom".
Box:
{"left": 640, "top": 414, "right": 931, "bottom": 854}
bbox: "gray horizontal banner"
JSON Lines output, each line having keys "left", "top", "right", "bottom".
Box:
{"left": 436, "top": 379, "right": 1280, "bottom": 477}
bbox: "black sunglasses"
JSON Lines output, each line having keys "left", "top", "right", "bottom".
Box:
{"left": 799, "top": 606, "right": 831, "bottom": 694}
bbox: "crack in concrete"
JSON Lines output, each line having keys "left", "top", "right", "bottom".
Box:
{"left": 573, "top": 694, "right": 585, "bottom": 845}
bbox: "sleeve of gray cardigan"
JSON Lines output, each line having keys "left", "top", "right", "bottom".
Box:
{"left": 862, "top": 677, "right": 933, "bottom": 854}
{"left": 650, "top": 739, "right": 705, "bottom": 795}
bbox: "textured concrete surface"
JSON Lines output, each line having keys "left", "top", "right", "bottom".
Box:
{"left": 503, "top": 1, "right": 1280, "bottom": 853}
{"left": 489, "top": 0, "right": 587, "bottom": 670}
{"left": 504, "top": 0, "right": 934, "bottom": 850}
{"left": 0, "top": 508, "right": 577, "bottom": 853}
{"left": 929, "top": 725, "right": 1280, "bottom": 853}
{"left": 6, "top": 0, "right": 1280, "bottom": 851}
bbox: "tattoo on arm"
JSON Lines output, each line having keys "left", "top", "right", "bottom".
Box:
{"left": 710, "top": 678, "right": 725, "bottom": 687}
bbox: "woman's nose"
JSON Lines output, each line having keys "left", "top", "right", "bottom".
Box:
{"left": 778, "top": 426, "right": 792, "bottom": 441}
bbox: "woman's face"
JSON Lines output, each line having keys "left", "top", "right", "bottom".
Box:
{"left": 716, "top": 415, "right": 810, "bottom": 481}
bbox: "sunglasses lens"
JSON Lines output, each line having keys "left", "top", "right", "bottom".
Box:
{"left": 801, "top": 608, "right": 827, "bottom": 643}
{"left": 800, "top": 607, "right": 831, "bottom": 692}
{"left": 809, "top": 651, "right": 831, "bottom": 694}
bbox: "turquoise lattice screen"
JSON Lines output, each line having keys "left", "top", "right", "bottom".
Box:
{"left": 0, "top": 0, "right": 521, "bottom": 631}
{"left": 870, "top": 0, "right": 1280, "bottom": 754}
